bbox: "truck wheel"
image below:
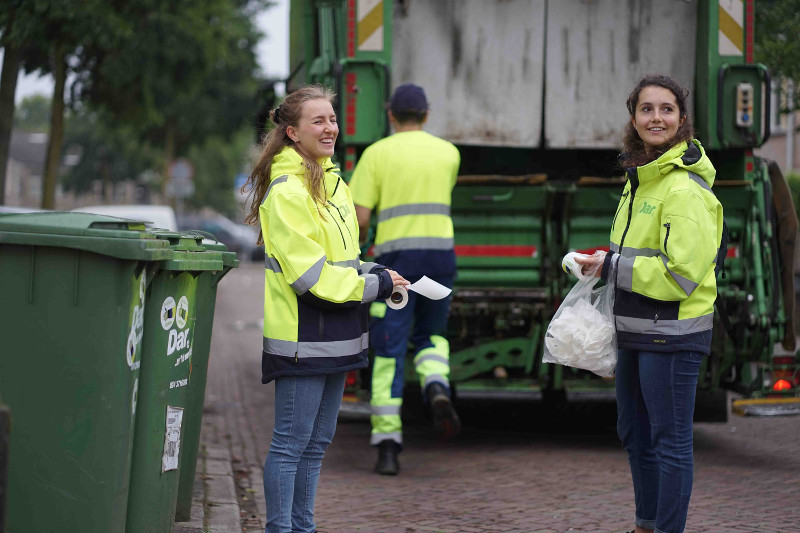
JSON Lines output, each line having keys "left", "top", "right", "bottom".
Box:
{"left": 693, "top": 388, "right": 728, "bottom": 423}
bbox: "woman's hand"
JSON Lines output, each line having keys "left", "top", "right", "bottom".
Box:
{"left": 574, "top": 251, "right": 606, "bottom": 279}
{"left": 375, "top": 269, "right": 409, "bottom": 300}
{"left": 386, "top": 270, "right": 410, "bottom": 287}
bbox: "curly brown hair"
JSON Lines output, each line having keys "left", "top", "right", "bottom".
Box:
{"left": 621, "top": 74, "right": 694, "bottom": 168}
{"left": 242, "top": 84, "right": 337, "bottom": 244}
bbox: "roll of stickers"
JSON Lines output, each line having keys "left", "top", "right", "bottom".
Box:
{"left": 561, "top": 252, "right": 592, "bottom": 281}
{"left": 386, "top": 285, "right": 409, "bottom": 310}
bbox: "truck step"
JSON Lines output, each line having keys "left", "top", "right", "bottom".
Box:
{"left": 732, "top": 397, "right": 800, "bottom": 417}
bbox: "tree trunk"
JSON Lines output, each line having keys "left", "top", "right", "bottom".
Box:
{"left": 0, "top": 45, "right": 22, "bottom": 205}
{"left": 162, "top": 116, "right": 176, "bottom": 206}
{"left": 41, "top": 48, "right": 67, "bottom": 209}
{"left": 102, "top": 157, "right": 112, "bottom": 203}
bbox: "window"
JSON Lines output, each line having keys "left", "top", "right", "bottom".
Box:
{"left": 769, "top": 78, "right": 796, "bottom": 135}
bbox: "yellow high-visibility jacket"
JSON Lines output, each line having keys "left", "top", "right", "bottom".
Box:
{"left": 259, "top": 147, "right": 392, "bottom": 383}
{"left": 602, "top": 140, "right": 724, "bottom": 354}
{"left": 349, "top": 130, "right": 459, "bottom": 280}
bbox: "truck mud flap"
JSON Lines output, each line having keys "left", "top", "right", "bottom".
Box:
{"left": 766, "top": 159, "right": 798, "bottom": 351}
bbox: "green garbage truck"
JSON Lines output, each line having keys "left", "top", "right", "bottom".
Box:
{"left": 270, "top": 0, "right": 800, "bottom": 420}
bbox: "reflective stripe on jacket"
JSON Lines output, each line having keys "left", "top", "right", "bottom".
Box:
{"left": 259, "top": 147, "right": 384, "bottom": 382}
{"left": 348, "top": 130, "right": 460, "bottom": 255}
{"left": 602, "top": 140, "right": 723, "bottom": 354}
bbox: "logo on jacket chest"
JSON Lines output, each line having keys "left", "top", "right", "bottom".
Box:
{"left": 638, "top": 201, "right": 657, "bottom": 215}
{"left": 332, "top": 201, "right": 351, "bottom": 220}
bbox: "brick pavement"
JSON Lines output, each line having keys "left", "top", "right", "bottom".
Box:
{"left": 199, "top": 263, "right": 800, "bottom": 533}
{"left": 172, "top": 407, "right": 245, "bottom": 532}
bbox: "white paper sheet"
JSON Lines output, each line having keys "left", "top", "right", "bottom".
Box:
{"left": 407, "top": 276, "right": 451, "bottom": 300}
{"left": 384, "top": 276, "right": 452, "bottom": 310}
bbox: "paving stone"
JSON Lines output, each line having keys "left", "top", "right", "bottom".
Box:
{"left": 206, "top": 456, "right": 234, "bottom": 476}
{"left": 208, "top": 502, "right": 243, "bottom": 532}
{"left": 207, "top": 471, "right": 239, "bottom": 505}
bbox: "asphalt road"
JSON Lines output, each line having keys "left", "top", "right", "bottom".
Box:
{"left": 202, "top": 262, "right": 800, "bottom": 533}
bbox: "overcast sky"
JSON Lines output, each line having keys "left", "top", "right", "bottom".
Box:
{"left": 7, "top": 0, "right": 289, "bottom": 104}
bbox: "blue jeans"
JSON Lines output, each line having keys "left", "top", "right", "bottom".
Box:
{"left": 264, "top": 373, "right": 346, "bottom": 533}
{"left": 615, "top": 349, "right": 702, "bottom": 533}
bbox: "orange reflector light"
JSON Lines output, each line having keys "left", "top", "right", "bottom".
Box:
{"left": 773, "top": 379, "right": 792, "bottom": 391}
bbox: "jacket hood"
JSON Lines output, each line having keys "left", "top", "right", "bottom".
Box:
{"left": 671, "top": 139, "right": 715, "bottom": 187}
{"left": 636, "top": 139, "right": 716, "bottom": 187}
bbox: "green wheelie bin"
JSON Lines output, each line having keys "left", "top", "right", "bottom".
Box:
{"left": 1, "top": 396, "right": 8, "bottom": 533}
{"left": 0, "top": 212, "right": 173, "bottom": 533}
{"left": 124, "top": 233, "right": 232, "bottom": 532}
{"left": 174, "top": 239, "right": 238, "bottom": 522}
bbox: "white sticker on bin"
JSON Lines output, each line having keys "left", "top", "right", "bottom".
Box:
{"left": 162, "top": 405, "right": 184, "bottom": 472}
{"left": 161, "top": 296, "right": 176, "bottom": 330}
{"left": 176, "top": 296, "right": 189, "bottom": 329}
{"left": 131, "top": 378, "right": 139, "bottom": 415}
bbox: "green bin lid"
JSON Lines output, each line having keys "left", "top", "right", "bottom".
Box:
{"left": 0, "top": 212, "right": 226, "bottom": 271}
{"left": 181, "top": 234, "right": 240, "bottom": 269}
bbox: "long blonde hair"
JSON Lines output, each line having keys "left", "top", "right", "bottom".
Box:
{"left": 243, "top": 84, "right": 337, "bottom": 242}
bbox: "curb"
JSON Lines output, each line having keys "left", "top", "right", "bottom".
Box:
{"left": 174, "top": 415, "right": 243, "bottom": 532}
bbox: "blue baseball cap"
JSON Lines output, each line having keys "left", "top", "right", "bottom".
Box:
{"left": 390, "top": 83, "right": 428, "bottom": 114}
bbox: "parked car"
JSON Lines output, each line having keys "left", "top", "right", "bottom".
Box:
{"left": 0, "top": 206, "right": 47, "bottom": 213}
{"left": 71, "top": 204, "right": 178, "bottom": 231}
{"left": 178, "top": 213, "right": 262, "bottom": 261}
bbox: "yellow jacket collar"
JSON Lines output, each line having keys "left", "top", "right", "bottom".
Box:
{"left": 635, "top": 139, "right": 716, "bottom": 187}
{"left": 271, "top": 146, "right": 341, "bottom": 198}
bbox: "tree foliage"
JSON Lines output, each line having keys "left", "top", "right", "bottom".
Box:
{"left": 755, "top": 0, "right": 800, "bottom": 113}
{"left": 77, "top": 0, "right": 266, "bottom": 158}
{"left": 13, "top": 94, "right": 50, "bottom": 132}
{"left": 60, "top": 109, "right": 159, "bottom": 196}
{"left": 1, "top": 0, "right": 135, "bottom": 207}
{"left": 186, "top": 127, "right": 253, "bottom": 218}
{"left": 2, "top": 0, "right": 269, "bottom": 209}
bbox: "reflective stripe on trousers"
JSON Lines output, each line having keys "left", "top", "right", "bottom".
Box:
{"left": 413, "top": 335, "right": 450, "bottom": 390}
{"left": 370, "top": 355, "right": 403, "bottom": 445}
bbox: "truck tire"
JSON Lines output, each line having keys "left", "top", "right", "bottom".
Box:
{"left": 693, "top": 388, "right": 728, "bottom": 423}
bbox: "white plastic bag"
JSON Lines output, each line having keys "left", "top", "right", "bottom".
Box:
{"left": 543, "top": 252, "right": 617, "bottom": 377}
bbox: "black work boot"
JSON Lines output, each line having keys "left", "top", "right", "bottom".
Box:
{"left": 426, "top": 383, "right": 461, "bottom": 440}
{"left": 374, "top": 440, "right": 400, "bottom": 475}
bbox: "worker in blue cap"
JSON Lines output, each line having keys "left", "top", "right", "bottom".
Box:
{"left": 349, "top": 83, "right": 462, "bottom": 475}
